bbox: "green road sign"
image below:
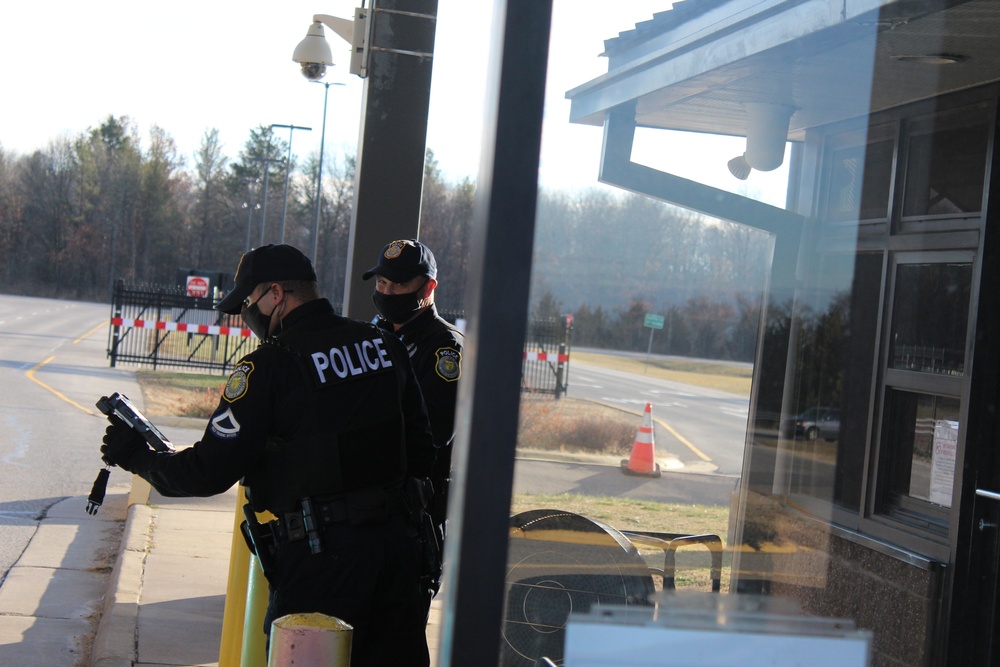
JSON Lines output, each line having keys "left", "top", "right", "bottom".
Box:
{"left": 644, "top": 313, "right": 665, "bottom": 329}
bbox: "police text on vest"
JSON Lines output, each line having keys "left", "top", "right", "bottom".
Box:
{"left": 311, "top": 338, "right": 393, "bottom": 383}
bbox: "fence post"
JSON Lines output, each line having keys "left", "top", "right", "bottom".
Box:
{"left": 109, "top": 280, "right": 123, "bottom": 367}
{"left": 555, "top": 342, "right": 567, "bottom": 399}
{"left": 556, "top": 314, "right": 572, "bottom": 398}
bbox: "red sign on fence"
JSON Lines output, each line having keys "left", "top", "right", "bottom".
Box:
{"left": 186, "top": 276, "right": 210, "bottom": 298}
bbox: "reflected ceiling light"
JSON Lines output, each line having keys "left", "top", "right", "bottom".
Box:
{"left": 727, "top": 154, "right": 751, "bottom": 180}
{"left": 745, "top": 103, "right": 794, "bottom": 172}
{"left": 728, "top": 102, "right": 794, "bottom": 179}
{"left": 892, "top": 53, "right": 968, "bottom": 65}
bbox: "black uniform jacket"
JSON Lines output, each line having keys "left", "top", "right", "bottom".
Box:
{"left": 130, "top": 299, "right": 435, "bottom": 512}
{"left": 377, "top": 305, "right": 463, "bottom": 482}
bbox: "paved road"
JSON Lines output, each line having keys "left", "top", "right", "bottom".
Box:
{"left": 567, "top": 361, "right": 749, "bottom": 475}
{"left": 0, "top": 295, "right": 136, "bottom": 584}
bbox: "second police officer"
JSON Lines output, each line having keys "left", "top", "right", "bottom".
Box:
{"left": 362, "top": 239, "right": 465, "bottom": 601}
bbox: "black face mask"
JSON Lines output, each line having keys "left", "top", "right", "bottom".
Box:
{"left": 372, "top": 290, "right": 423, "bottom": 325}
{"left": 241, "top": 292, "right": 277, "bottom": 340}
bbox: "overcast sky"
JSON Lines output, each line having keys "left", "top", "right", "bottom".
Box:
{"left": 0, "top": 1, "right": 787, "bottom": 199}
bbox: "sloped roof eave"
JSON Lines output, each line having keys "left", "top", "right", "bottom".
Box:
{"left": 567, "top": 0, "right": 896, "bottom": 130}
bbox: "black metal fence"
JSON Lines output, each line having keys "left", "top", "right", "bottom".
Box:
{"left": 107, "top": 283, "right": 573, "bottom": 393}
{"left": 521, "top": 316, "right": 573, "bottom": 398}
{"left": 107, "top": 280, "right": 256, "bottom": 374}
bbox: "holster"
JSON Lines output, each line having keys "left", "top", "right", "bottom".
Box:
{"left": 404, "top": 477, "right": 443, "bottom": 595}
{"left": 240, "top": 503, "right": 277, "bottom": 582}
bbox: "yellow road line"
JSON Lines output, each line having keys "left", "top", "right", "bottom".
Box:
{"left": 25, "top": 355, "right": 96, "bottom": 415}
{"left": 653, "top": 416, "right": 712, "bottom": 462}
{"left": 74, "top": 320, "right": 108, "bottom": 344}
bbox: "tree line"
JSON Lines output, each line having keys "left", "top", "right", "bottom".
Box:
{"left": 0, "top": 115, "right": 772, "bottom": 362}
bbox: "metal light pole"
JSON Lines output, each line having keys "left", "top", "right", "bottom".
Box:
{"left": 248, "top": 157, "right": 284, "bottom": 247}
{"left": 269, "top": 124, "right": 312, "bottom": 244}
{"left": 241, "top": 177, "right": 260, "bottom": 252}
{"left": 310, "top": 80, "right": 344, "bottom": 264}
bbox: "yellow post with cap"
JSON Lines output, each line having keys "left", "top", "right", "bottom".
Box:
{"left": 268, "top": 613, "right": 352, "bottom": 666}
{"left": 240, "top": 553, "right": 271, "bottom": 665}
{"left": 218, "top": 487, "right": 251, "bottom": 666}
{"left": 217, "top": 486, "right": 272, "bottom": 666}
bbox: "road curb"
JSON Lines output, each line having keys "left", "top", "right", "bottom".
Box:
{"left": 90, "top": 503, "right": 154, "bottom": 667}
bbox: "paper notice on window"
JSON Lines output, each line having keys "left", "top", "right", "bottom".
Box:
{"left": 929, "top": 420, "right": 959, "bottom": 507}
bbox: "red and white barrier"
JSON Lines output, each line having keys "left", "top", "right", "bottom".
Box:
{"left": 523, "top": 351, "right": 569, "bottom": 362}
{"left": 111, "top": 317, "right": 254, "bottom": 338}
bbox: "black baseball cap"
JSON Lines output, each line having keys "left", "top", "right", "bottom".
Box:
{"left": 361, "top": 239, "right": 438, "bottom": 283}
{"left": 215, "top": 244, "right": 317, "bottom": 314}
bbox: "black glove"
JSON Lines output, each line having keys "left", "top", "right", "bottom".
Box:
{"left": 101, "top": 418, "right": 149, "bottom": 472}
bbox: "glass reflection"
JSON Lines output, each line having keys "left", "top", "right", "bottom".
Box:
{"left": 890, "top": 263, "right": 972, "bottom": 376}
{"left": 492, "top": 0, "right": 996, "bottom": 664}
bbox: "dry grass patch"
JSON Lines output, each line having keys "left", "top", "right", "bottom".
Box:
{"left": 136, "top": 370, "right": 226, "bottom": 419}
{"left": 517, "top": 397, "right": 637, "bottom": 456}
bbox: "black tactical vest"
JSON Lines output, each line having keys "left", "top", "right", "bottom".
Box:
{"left": 245, "top": 318, "right": 407, "bottom": 514}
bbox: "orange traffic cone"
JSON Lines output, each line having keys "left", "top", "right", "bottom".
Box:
{"left": 621, "top": 402, "right": 661, "bottom": 478}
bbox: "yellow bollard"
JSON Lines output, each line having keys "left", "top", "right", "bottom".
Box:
{"left": 268, "top": 613, "right": 353, "bottom": 666}
{"left": 240, "top": 553, "right": 271, "bottom": 665}
{"left": 218, "top": 487, "right": 252, "bottom": 666}
{"left": 127, "top": 473, "right": 153, "bottom": 507}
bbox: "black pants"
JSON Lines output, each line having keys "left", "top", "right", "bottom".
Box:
{"left": 265, "top": 513, "right": 429, "bottom": 667}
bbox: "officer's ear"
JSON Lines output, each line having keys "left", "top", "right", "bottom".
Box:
{"left": 265, "top": 282, "right": 285, "bottom": 306}
{"left": 420, "top": 278, "right": 437, "bottom": 299}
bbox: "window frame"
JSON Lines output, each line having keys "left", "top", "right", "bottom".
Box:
{"left": 783, "top": 88, "right": 993, "bottom": 561}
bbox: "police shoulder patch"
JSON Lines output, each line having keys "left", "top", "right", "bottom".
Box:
{"left": 434, "top": 347, "right": 461, "bottom": 382}
{"left": 223, "top": 361, "right": 254, "bottom": 402}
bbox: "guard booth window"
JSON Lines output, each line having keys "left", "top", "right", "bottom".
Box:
{"left": 875, "top": 258, "right": 972, "bottom": 537}
{"left": 785, "top": 90, "right": 989, "bottom": 557}
{"left": 899, "top": 103, "right": 989, "bottom": 224}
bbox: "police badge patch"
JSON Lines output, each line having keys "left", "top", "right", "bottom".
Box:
{"left": 223, "top": 361, "right": 254, "bottom": 402}
{"left": 435, "top": 347, "right": 461, "bottom": 382}
{"left": 384, "top": 240, "right": 407, "bottom": 259}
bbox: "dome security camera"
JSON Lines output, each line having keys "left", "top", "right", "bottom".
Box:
{"left": 293, "top": 22, "right": 334, "bottom": 81}
{"left": 300, "top": 62, "right": 328, "bottom": 81}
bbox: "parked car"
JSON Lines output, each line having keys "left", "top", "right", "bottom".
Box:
{"left": 783, "top": 407, "right": 841, "bottom": 441}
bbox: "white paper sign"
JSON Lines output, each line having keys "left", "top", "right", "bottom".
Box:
{"left": 929, "top": 419, "right": 959, "bottom": 507}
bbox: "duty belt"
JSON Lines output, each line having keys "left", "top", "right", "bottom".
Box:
{"left": 270, "top": 487, "right": 406, "bottom": 544}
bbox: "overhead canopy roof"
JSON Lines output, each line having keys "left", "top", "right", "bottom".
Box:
{"left": 567, "top": 0, "right": 1000, "bottom": 141}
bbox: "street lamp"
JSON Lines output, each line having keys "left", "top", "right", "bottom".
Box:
{"left": 248, "top": 157, "right": 284, "bottom": 247}
{"left": 269, "top": 124, "right": 312, "bottom": 243}
{"left": 241, "top": 177, "right": 261, "bottom": 252}
{"left": 309, "top": 80, "right": 344, "bottom": 263}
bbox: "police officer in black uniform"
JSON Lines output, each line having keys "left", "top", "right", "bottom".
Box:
{"left": 100, "top": 244, "right": 436, "bottom": 666}
{"left": 362, "top": 239, "right": 464, "bottom": 600}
